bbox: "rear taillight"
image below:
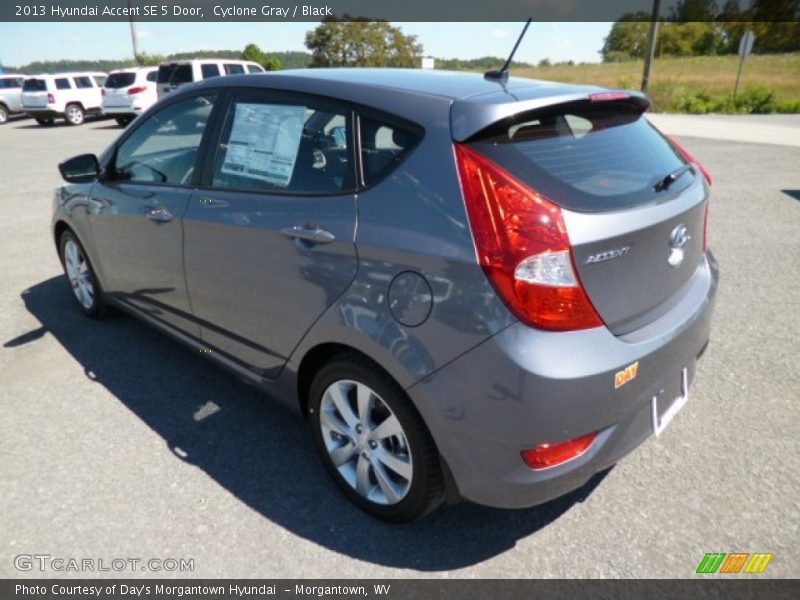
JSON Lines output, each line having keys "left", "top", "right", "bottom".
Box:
{"left": 521, "top": 432, "right": 598, "bottom": 470}
{"left": 670, "top": 137, "right": 712, "bottom": 186}
{"left": 47, "top": 93, "right": 55, "bottom": 104}
{"left": 454, "top": 144, "right": 603, "bottom": 331}
{"left": 128, "top": 86, "right": 147, "bottom": 95}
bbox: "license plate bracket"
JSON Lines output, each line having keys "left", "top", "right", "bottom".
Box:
{"left": 651, "top": 368, "right": 689, "bottom": 437}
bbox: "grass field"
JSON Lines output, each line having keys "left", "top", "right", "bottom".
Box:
{"left": 509, "top": 53, "right": 800, "bottom": 113}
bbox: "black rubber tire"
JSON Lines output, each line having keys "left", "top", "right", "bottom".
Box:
{"left": 115, "top": 116, "right": 133, "bottom": 127}
{"left": 58, "top": 230, "right": 107, "bottom": 318}
{"left": 0, "top": 105, "right": 8, "bottom": 125}
{"left": 35, "top": 118, "right": 54, "bottom": 126}
{"left": 309, "top": 353, "right": 444, "bottom": 522}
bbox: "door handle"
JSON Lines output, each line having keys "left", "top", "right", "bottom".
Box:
{"left": 145, "top": 206, "right": 173, "bottom": 223}
{"left": 281, "top": 226, "right": 336, "bottom": 245}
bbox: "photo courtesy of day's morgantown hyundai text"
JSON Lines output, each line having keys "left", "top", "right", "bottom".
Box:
{"left": 52, "top": 67, "right": 717, "bottom": 522}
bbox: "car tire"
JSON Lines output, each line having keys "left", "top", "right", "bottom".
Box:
{"left": 309, "top": 354, "right": 444, "bottom": 522}
{"left": 58, "top": 230, "right": 107, "bottom": 318}
{"left": 0, "top": 105, "right": 8, "bottom": 125}
{"left": 35, "top": 117, "right": 54, "bottom": 126}
{"left": 65, "top": 103, "right": 85, "bottom": 126}
{"left": 115, "top": 117, "right": 132, "bottom": 127}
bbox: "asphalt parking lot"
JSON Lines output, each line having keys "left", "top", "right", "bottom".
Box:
{"left": 1, "top": 115, "right": 798, "bottom": 578}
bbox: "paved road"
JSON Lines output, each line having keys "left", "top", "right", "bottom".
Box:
{"left": 647, "top": 113, "right": 800, "bottom": 147}
{"left": 1, "top": 117, "right": 798, "bottom": 579}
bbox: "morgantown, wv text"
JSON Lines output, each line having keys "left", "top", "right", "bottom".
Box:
{"left": 20, "top": 4, "right": 333, "bottom": 19}
{"left": 16, "top": 583, "right": 392, "bottom": 598}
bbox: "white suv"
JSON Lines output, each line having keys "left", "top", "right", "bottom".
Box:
{"left": 156, "top": 59, "right": 264, "bottom": 98}
{"left": 22, "top": 72, "right": 106, "bottom": 126}
{"left": 102, "top": 67, "right": 158, "bottom": 127}
{"left": 0, "top": 74, "right": 27, "bottom": 124}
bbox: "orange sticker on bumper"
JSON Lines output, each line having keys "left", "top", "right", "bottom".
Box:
{"left": 615, "top": 361, "right": 639, "bottom": 389}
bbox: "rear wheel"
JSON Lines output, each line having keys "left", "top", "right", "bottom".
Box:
{"left": 35, "top": 117, "right": 54, "bottom": 126}
{"left": 65, "top": 103, "right": 84, "bottom": 126}
{"left": 115, "top": 116, "right": 133, "bottom": 127}
{"left": 309, "top": 355, "right": 444, "bottom": 522}
{"left": 0, "top": 105, "right": 8, "bottom": 124}
{"left": 59, "top": 230, "right": 106, "bottom": 317}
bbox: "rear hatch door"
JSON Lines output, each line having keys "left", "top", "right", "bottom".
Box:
{"left": 21, "top": 78, "right": 49, "bottom": 108}
{"left": 458, "top": 94, "right": 709, "bottom": 334}
{"left": 103, "top": 71, "right": 136, "bottom": 107}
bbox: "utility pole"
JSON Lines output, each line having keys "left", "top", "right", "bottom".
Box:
{"left": 127, "top": 0, "right": 140, "bottom": 63}
{"left": 641, "top": 0, "right": 661, "bottom": 94}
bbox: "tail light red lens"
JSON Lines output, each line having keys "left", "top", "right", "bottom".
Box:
{"left": 454, "top": 144, "right": 603, "bottom": 331}
{"left": 521, "top": 432, "right": 598, "bottom": 470}
{"left": 128, "top": 86, "right": 147, "bottom": 95}
{"left": 669, "top": 137, "right": 712, "bottom": 186}
{"left": 47, "top": 93, "right": 55, "bottom": 104}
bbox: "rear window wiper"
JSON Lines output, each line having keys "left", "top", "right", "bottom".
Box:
{"left": 654, "top": 164, "right": 693, "bottom": 192}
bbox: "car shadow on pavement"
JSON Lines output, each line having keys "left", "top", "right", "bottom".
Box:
{"left": 12, "top": 276, "right": 610, "bottom": 571}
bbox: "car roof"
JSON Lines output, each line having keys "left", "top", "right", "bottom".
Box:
{"left": 29, "top": 72, "right": 107, "bottom": 78}
{"left": 109, "top": 67, "right": 157, "bottom": 73}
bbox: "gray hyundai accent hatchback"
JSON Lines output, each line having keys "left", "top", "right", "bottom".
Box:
{"left": 54, "top": 69, "right": 717, "bottom": 522}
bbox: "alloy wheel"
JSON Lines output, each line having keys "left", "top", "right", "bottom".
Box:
{"left": 319, "top": 379, "right": 413, "bottom": 505}
{"left": 63, "top": 239, "right": 95, "bottom": 310}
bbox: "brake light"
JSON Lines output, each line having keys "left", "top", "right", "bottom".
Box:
{"left": 455, "top": 144, "right": 603, "bottom": 331}
{"left": 521, "top": 432, "right": 598, "bottom": 470}
{"left": 670, "top": 137, "right": 712, "bottom": 186}
{"left": 47, "top": 93, "right": 55, "bottom": 104}
{"left": 128, "top": 86, "right": 147, "bottom": 95}
{"left": 588, "top": 91, "right": 630, "bottom": 102}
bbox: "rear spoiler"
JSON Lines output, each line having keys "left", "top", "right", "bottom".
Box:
{"left": 451, "top": 87, "right": 649, "bottom": 142}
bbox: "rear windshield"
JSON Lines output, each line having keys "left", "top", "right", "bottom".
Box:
{"left": 157, "top": 64, "right": 193, "bottom": 85}
{"left": 105, "top": 72, "right": 136, "bottom": 88}
{"left": 23, "top": 79, "right": 47, "bottom": 92}
{"left": 469, "top": 102, "right": 691, "bottom": 212}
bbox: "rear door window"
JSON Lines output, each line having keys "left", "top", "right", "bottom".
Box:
{"left": 75, "top": 77, "right": 93, "bottom": 89}
{"left": 157, "top": 64, "right": 194, "bottom": 85}
{"left": 23, "top": 79, "right": 47, "bottom": 92}
{"left": 224, "top": 63, "right": 245, "bottom": 75}
{"left": 201, "top": 64, "right": 220, "bottom": 79}
{"left": 246, "top": 65, "right": 264, "bottom": 73}
{"left": 468, "top": 102, "right": 691, "bottom": 212}
{"left": 359, "top": 114, "right": 421, "bottom": 186}
{"left": 210, "top": 95, "right": 353, "bottom": 194}
{"left": 55, "top": 78, "right": 72, "bottom": 90}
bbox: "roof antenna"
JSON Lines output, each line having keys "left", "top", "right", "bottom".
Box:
{"left": 484, "top": 18, "right": 532, "bottom": 82}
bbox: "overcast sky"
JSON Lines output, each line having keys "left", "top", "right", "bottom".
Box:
{"left": 0, "top": 22, "right": 612, "bottom": 67}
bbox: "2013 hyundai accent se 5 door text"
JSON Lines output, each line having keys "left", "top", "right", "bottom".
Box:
{"left": 53, "top": 69, "right": 718, "bottom": 522}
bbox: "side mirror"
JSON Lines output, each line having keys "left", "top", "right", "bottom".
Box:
{"left": 59, "top": 154, "right": 100, "bottom": 183}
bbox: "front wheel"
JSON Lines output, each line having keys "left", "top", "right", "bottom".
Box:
{"left": 309, "top": 355, "right": 444, "bottom": 522}
{"left": 0, "top": 105, "right": 8, "bottom": 124}
{"left": 65, "top": 103, "right": 85, "bottom": 126}
{"left": 59, "top": 230, "right": 106, "bottom": 317}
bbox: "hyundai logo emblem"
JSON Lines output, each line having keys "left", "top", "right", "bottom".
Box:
{"left": 668, "top": 224, "right": 690, "bottom": 268}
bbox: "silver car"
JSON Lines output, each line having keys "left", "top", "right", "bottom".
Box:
{"left": 53, "top": 69, "right": 718, "bottom": 522}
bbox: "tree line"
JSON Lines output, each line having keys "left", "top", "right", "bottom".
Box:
{"left": 602, "top": 0, "right": 800, "bottom": 61}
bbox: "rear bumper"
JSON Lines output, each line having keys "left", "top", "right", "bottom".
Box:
{"left": 407, "top": 253, "right": 719, "bottom": 509}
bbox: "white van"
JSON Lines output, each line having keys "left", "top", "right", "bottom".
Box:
{"left": 0, "top": 74, "right": 27, "bottom": 124}
{"left": 156, "top": 59, "right": 264, "bottom": 97}
{"left": 22, "top": 72, "right": 106, "bottom": 126}
{"left": 102, "top": 67, "right": 159, "bottom": 126}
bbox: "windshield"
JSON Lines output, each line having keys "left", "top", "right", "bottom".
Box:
{"left": 469, "top": 102, "right": 690, "bottom": 212}
{"left": 105, "top": 72, "right": 136, "bottom": 88}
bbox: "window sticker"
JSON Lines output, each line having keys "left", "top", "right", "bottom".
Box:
{"left": 221, "top": 103, "right": 306, "bottom": 187}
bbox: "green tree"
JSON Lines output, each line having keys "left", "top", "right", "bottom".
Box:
{"left": 134, "top": 52, "right": 165, "bottom": 66}
{"left": 241, "top": 43, "right": 282, "bottom": 71}
{"left": 304, "top": 18, "right": 422, "bottom": 68}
